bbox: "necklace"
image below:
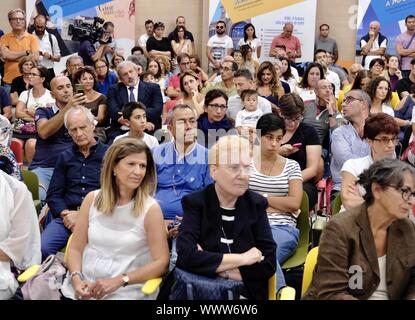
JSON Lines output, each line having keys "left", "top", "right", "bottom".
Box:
{"left": 261, "top": 157, "right": 278, "bottom": 176}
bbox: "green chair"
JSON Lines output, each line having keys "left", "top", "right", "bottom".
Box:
{"left": 22, "top": 169, "right": 42, "bottom": 215}
{"left": 330, "top": 192, "right": 342, "bottom": 216}
{"left": 282, "top": 192, "right": 310, "bottom": 270}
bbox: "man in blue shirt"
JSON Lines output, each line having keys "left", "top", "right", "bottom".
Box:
{"left": 30, "top": 75, "right": 87, "bottom": 200}
{"left": 41, "top": 106, "right": 108, "bottom": 260}
{"left": 330, "top": 89, "right": 371, "bottom": 197}
{"left": 152, "top": 104, "right": 213, "bottom": 233}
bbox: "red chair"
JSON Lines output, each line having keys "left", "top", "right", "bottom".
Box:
{"left": 10, "top": 139, "right": 24, "bottom": 167}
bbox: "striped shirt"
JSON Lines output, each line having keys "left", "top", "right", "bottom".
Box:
{"left": 249, "top": 158, "right": 303, "bottom": 227}
{"left": 219, "top": 207, "right": 235, "bottom": 253}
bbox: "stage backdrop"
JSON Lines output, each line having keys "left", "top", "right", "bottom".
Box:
{"left": 25, "top": 0, "right": 135, "bottom": 73}
{"left": 356, "top": 0, "right": 415, "bottom": 56}
{"left": 208, "top": 0, "right": 317, "bottom": 63}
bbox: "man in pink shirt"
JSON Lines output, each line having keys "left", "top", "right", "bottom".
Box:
{"left": 396, "top": 15, "right": 415, "bottom": 79}
{"left": 269, "top": 22, "right": 301, "bottom": 62}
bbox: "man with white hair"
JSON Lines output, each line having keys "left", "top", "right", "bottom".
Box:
{"left": 360, "top": 21, "right": 388, "bottom": 69}
{"left": 41, "top": 106, "right": 108, "bottom": 261}
{"left": 107, "top": 60, "right": 163, "bottom": 143}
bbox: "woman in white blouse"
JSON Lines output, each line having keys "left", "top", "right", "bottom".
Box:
{"left": 0, "top": 170, "right": 41, "bottom": 299}
{"left": 238, "top": 23, "right": 261, "bottom": 62}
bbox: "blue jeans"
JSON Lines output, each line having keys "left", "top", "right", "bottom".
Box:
{"left": 30, "top": 167, "right": 54, "bottom": 201}
{"left": 41, "top": 217, "right": 71, "bottom": 261}
{"left": 271, "top": 224, "right": 300, "bottom": 291}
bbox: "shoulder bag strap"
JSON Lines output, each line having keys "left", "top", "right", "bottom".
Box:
{"left": 404, "top": 33, "right": 415, "bottom": 50}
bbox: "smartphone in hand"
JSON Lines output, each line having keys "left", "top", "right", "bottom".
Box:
{"left": 75, "top": 84, "right": 85, "bottom": 95}
{"left": 292, "top": 143, "right": 302, "bottom": 148}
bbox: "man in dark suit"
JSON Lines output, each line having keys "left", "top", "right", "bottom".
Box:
{"left": 107, "top": 60, "right": 163, "bottom": 143}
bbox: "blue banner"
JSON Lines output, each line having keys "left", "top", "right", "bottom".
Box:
{"left": 356, "top": 0, "right": 415, "bottom": 55}
{"left": 42, "top": 0, "right": 109, "bottom": 17}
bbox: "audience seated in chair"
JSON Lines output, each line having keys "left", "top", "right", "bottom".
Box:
{"left": 41, "top": 106, "right": 108, "bottom": 261}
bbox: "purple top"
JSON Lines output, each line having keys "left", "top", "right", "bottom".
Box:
{"left": 396, "top": 32, "right": 415, "bottom": 71}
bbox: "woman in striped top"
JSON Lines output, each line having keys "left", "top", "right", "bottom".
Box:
{"left": 249, "top": 113, "right": 303, "bottom": 291}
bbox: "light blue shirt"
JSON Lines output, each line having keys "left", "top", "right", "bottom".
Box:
{"left": 152, "top": 142, "right": 213, "bottom": 220}
{"left": 330, "top": 123, "right": 370, "bottom": 191}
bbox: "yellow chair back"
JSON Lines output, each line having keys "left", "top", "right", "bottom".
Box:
{"left": 301, "top": 247, "right": 319, "bottom": 297}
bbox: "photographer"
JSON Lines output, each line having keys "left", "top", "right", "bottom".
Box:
{"left": 77, "top": 21, "right": 111, "bottom": 67}
{"left": 94, "top": 21, "right": 117, "bottom": 65}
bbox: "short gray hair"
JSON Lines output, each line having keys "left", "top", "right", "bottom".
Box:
{"left": 66, "top": 55, "right": 83, "bottom": 67}
{"left": 166, "top": 104, "right": 196, "bottom": 126}
{"left": 349, "top": 89, "right": 372, "bottom": 109}
{"left": 117, "top": 60, "right": 139, "bottom": 76}
{"left": 8, "top": 8, "right": 26, "bottom": 21}
{"left": 126, "top": 55, "right": 147, "bottom": 71}
{"left": 358, "top": 159, "right": 415, "bottom": 206}
{"left": 64, "top": 106, "right": 95, "bottom": 129}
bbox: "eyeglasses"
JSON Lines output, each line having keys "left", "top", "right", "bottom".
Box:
{"left": 28, "top": 73, "right": 41, "bottom": 77}
{"left": 224, "top": 164, "right": 252, "bottom": 175}
{"left": 388, "top": 185, "right": 415, "bottom": 202}
{"left": 372, "top": 136, "right": 400, "bottom": 146}
{"left": 10, "top": 17, "right": 24, "bottom": 22}
{"left": 208, "top": 103, "right": 227, "bottom": 111}
{"left": 220, "top": 66, "right": 232, "bottom": 72}
{"left": 282, "top": 115, "right": 303, "bottom": 123}
{"left": 343, "top": 96, "right": 363, "bottom": 104}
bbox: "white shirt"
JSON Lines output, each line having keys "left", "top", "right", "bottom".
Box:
{"left": 18, "top": 89, "right": 55, "bottom": 114}
{"left": 235, "top": 108, "right": 263, "bottom": 128}
{"left": 126, "top": 81, "right": 140, "bottom": 102}
{"left": 227, "top": 95, "right": 272, "bottom": 120}
{"left": 325, "top": 69, "right": 341, "bottom": 98}
{"left": 0, "top": 171, "right": 41, "bottom": 299}
{"left": 238, "top": 38, "right": 261, "bottom": 61}
{"left": 361, "top": 34, "right": 387, "bottom": 69}
{"left": 114, "top": 132, "right": 159, "bottom": 149}
{"left": 380, "top": 103, "right": 395, "bottom": 117}
{"left": 207, "top": 34, "right": 234, "bottom": 67}
{"left": 368, "top": 255, "right": 389, "bottom": 300}
{"left": 138, "top": 34, "right": 150, "bottom": 48}
{"left": 36, "top": 30, "right": 60, "bottom": 69}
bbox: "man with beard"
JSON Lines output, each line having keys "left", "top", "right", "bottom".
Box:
{"left": 206, "top": 20, "right": 233, "bottom": 75}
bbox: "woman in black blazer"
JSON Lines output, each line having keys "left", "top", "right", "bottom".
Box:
{"left": 176, "top": 135, "right": 276, "bottom": 299}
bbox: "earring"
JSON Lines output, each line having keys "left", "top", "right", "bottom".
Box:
{"left": 113, "top": 172, "right": 117, "bottom": 176}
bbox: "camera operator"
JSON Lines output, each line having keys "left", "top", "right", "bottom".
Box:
{"left": 33, "top": 14, "right": 61, "bottom": 83}
{"left": 94, "top": 21, "right": 118, "bottom": 66}
{"left": 78, "top": 25, "right": 110, "bottom": 67}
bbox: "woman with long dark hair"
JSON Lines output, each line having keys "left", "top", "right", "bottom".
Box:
{"left": 238, "top": 23, "right": 261, "bottom": 61}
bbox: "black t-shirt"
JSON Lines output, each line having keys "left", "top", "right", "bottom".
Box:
{"left": 283, "top": 122, "right": 320, "bottom": 170}
{"left": 146, "top": 36, "right": 173, "bottom": 57}
{"left": 397, "top": 77, "right": 415, "bottom": 98}
{"left": 10, "top": 76, "right": 30, "bottom": 98}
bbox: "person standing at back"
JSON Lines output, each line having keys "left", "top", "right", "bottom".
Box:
{"left": 396, "top": 15, "right": 415, "bottom": 79}
{"left": 206, "top": 21, "right": 234, "bottom": 75}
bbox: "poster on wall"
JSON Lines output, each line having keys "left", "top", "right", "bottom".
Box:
{"left": 356, "top": 0, "right": 415, "bottom": 56}
{"left": 25, "top": 0, "right": 135, "bottom": 73}
{"left": 208, "top": 0, "right": 317, "bottom": 63}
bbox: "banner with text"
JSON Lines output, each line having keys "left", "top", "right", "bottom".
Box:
{"left": 26, "top": 0, "right": 135, "bottom": 72}
{"left": 209, "top": 0, "right": 317, "bottom": 63}
{"left": 356, "top": 0, "right": 415, "bottom": 55}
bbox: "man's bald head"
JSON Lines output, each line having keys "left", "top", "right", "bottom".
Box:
{"left": 50, "top": 75, "right": 73, "bottom": 106}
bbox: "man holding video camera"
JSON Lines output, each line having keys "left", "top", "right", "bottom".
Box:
{"left": 78, "top": 21, "right": 112, "bottom": 67}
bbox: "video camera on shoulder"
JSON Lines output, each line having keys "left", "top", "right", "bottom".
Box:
{"left": 68, "top": 16, "right": 112, "bottom": 44}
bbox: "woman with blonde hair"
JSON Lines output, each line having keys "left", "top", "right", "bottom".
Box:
{"left": 61, "top": 138, "right": 169, "bottom": 300}
{"left": 176, "top": 135, "right": 276, "bottom": 299}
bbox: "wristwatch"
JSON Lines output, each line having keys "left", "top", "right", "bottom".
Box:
{"left": 70, "top": 271, "right": 84, "bottom": 281}
{"left": 121, "top": 273, "right": 129, "bottom": 287}
{"left": 26, "top": 50, "right": 30, "bottom": 56}
{"left": 328, "top": 112, "right": 337, "bottom": 118}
